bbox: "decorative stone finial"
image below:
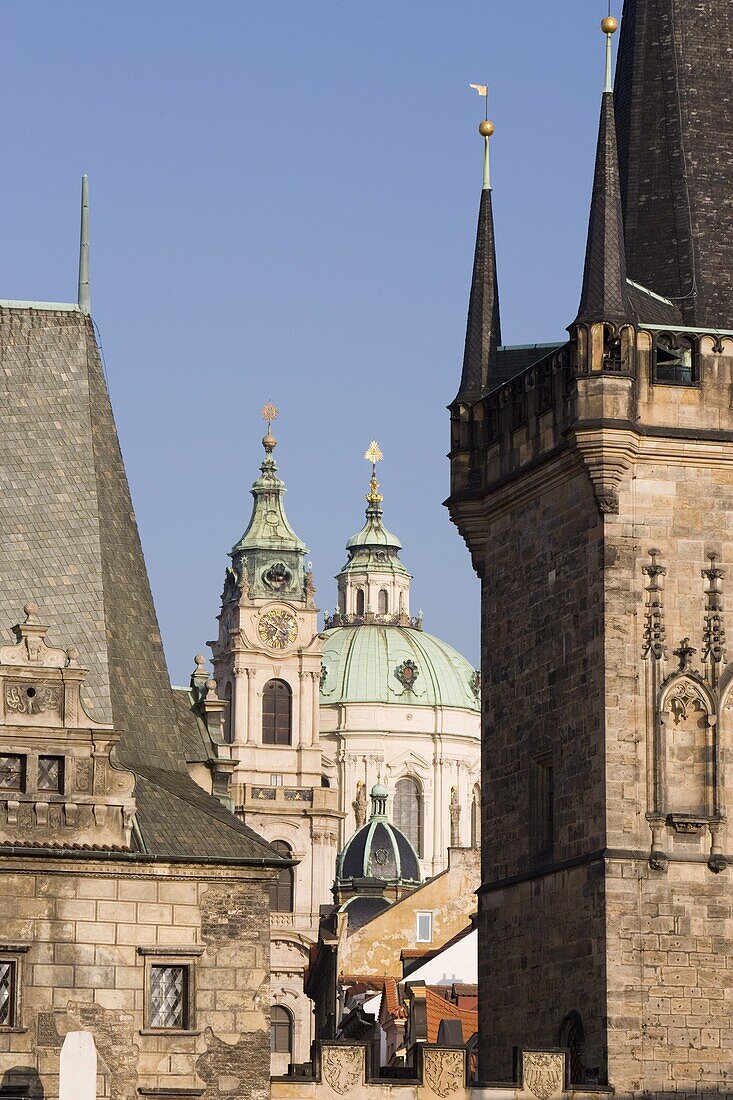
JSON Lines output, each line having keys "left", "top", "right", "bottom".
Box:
{"left": 673, "top": 637, "right": 696, "bottom": 672}
{"left": 195, "top": 653, "right": 206, "bottom": 668}
{"left": 23, "top": 602, "right": 38, "bottom": 622}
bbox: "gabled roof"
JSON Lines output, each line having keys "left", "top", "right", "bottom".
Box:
{"left": 0, "top": 306, "right": 280, "bottom": 865}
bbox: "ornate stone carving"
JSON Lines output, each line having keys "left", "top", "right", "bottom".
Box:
{"left": 5, "top": 682, "right": 61, "bottom": 716}
{"left": 673, "top": 637, "right": 697, "bottom": 673}
{"left": 423, "top": 1049, "right": 464, "bottom": 1098}
{"left": 321, "top": 1045, "right": 362, "bottom": 1095}
{"left": 665, "top": 677, "right": 706, "bottom": 723}
{"left": 522, "top": 1051, "right": 565, "bottom": 1099}
{"left": 352, "top": 782, "right": 367, "bottom": 828}
{"left": 641, "top": 549, "right": 666, "bottom": 660}
{"left": 450, "top": 787, "right": 461, "bottom": 847}
{"left": 702, "top": 552, "right": 726, "bottom": 679}
{"left": 75, "top": 759, "right": 92, "bottom": 793}
{"left": 395, "top": 659, "right": 419, "bottom": 691}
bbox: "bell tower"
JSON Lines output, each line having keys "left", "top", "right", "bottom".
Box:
{"left": 448, "top": 5, "right": 733, "bottom": 1093}
{"left": 210, "top": 404, "right": 322, "bottom": 788}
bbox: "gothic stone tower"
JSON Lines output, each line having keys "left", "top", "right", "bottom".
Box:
{"left": 448, "top": 2, "right": 733, "bottom": 1094}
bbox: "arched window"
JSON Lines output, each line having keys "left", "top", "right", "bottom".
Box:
{"left": 321, "top": 775, "right": 331, "bottom": 788}
{"left": 269, "top": 840, "right": 294, "bottom": 912}
{"left": 378, "top": 589, "right": 389, "bottom": 615}
{"left": 270, "top": 1004, "right": 293, "bottom": 1055}
{"left": 356, "top": 589, "right": 365, "bottom": 616}
{"left": 223, "top": 682, "right": 233, "bottom": 745}
{"left": 394, "top": 777, "right": 423, "bottom": 857}
{"left": 559, "top": 1012, "right": 585, "bottom": 1085}
{"left": 262, "top": 680, "right": 292, "bottom": 745}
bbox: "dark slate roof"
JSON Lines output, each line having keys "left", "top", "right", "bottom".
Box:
{"left": 626, "top": 280, "right": 683, "bottom": 327}
{"left": 575, "top": 92, "right": 634, "bottom": 326}
{"left": 172, "top": 687, "right": 216, "bottom": 765}
{"left": 0, "top": 306, "right": 280, "bottom": 865}
{"left": 454, "top": 187, "right": 501, "bottom": 402}
{"left": 338, "top": 818, "right": 420, "bottom": 885}
{"left": 615, "top": 0, "right": 733, "bottom": 329}
{"left": 491, "top": 344, "right": 564, "bottom": 391}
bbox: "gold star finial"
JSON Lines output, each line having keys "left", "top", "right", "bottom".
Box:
{"left": 261, "top": 402, "right": 278, "bottom": 431}
{"left": 364, "top": 440, "right": 383, "bottom": 467}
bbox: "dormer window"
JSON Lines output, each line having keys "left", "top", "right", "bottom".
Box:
{"left": 654, "top": 333, "right": 696, "bottom": 384}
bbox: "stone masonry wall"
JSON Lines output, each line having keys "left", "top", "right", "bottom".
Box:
{"left": 0, "top": 857, "right": 271, "bottom": 1100}
{"left": 478, "top": 468, "right": 607, "bottom": 1081}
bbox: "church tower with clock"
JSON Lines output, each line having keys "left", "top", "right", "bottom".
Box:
{"left": 209, "top": 406, "right": 343, "bottom": 1071}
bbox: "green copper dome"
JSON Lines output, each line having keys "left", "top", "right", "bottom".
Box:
{"left": 319, "top": 624, "right": 479, "bottom": 710}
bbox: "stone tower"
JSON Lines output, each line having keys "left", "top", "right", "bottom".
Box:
{"left": 448, "top": 2, "right": 733, "bottom": 1094}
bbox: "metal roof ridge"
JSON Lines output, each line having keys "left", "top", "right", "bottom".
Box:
{"left": 0, "top": 300, "right": 81, "bottom": 311}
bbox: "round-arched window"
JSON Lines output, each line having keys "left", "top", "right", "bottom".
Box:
{"left": 269, "top": 840, "right": 294, "bottom": 912}
{"left": 394, "top": 777, "right": 423, "bottom": 857}
{"left": 356, "top": 589, "right": 365, "bottom": 616}
{"left": 270, "top": 1004, "right": 293, "bottom": 1055}
{"left": 378, "top": 589, "right": 389, "bottom": 615}
{"left": 262, "top": 680, "right": 292, "bottom": 745}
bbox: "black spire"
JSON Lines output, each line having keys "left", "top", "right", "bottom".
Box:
{"left": 575, "top": 89, "right": 634, "bottom": 326}
{"left": 615, "top": 0, "right": 733, "bottom": 329}
{"left": 455, "top": 185, "right": 501, "bottom": 401}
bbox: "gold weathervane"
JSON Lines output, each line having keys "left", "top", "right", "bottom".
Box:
{"left": 364, "top": 441, "right": 384, "bottom": 507}
{"left": 261, "top": 403, "right": 279, "bottom": 431}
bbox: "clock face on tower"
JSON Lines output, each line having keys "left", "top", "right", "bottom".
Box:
{"left": 258, "top": 608, "right": 298, "bottom": 649}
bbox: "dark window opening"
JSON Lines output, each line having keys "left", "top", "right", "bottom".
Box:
{"left": 224, "top": 682, "right": 234, "bottom": 745}
{"left": 602, "top": 327, "right": 623, "bottom": 372}
{"left": 560, "top": 1011, "right": 586, "bottom": 1085}
{"left": 269, "top": 840, "right": 295, "bottom": 912}
{"left": 654, "top": 334, "right": 696, "bottom": 384}
{"left": 356, "top": 589, "right": 365, "bottom": 616}
{"left": 378, "top": 589, "right": 389, "bottom": 615}
{"left": 262, "top": 680, "right": 292, "bottom": 746}
{"left": 271, "top": 1004, "right": 293, "bottom": 1055}
{"left": 533, "top": 756, "right": 554, "bottom": 858}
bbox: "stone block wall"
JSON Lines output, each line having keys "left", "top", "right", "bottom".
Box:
{"left": 0, "top": 856, "right": 272, "bottom": 1100}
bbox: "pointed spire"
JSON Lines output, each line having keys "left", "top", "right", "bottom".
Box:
{"left": 575, "top": 18, "right": 634, "bottom": 326}
{"left": 78, "top": 175, "right": 90, "bottom": 316}
{"left": 454, "top": 112, "right": 501, "bottom": 401}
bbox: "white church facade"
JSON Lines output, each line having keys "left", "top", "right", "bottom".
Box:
{"left": 206, "top": 416, "right": 480, "bottom": 1070}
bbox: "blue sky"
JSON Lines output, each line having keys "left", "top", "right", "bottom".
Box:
{"left": 0, "top": 1, "right": 619, "bottom": 679}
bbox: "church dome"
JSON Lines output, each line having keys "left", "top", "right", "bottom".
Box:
{"left": 336, "top": 784, "right": 421, "bottom": 887}
{"left": 320, "top": 624, "right": 479, "bottom": 711}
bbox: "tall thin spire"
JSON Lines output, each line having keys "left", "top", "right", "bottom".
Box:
{"left": 454, "top": 101, "right": 501, "bottom": 402}
{"left": 575, "top": 18, "right": 634, "bottom": 326}
{"left": 78, "top": 175, "right": 90, "bottom": 316}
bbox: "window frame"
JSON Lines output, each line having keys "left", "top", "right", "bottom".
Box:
{"left": 0, "top": 945, "right": 29, "bottom": 1032}
{"left": 270, "top": 1003, "right": 294, "bottom": 1056}
{"left": 37, "top": 754, "right": 65, "bottom": 795}
{"left": 0, "top": 754, "right": 26, "bottom": 794}
{"left": 415, "top": 911, "right": 433, "bottom": 944}
{"left": 269, "top": 840, "right": 295, "bottom": 913}
{"left": 394, "top": 776, "right": 423, "bottom": 857}
{"left": 652, "top": 332, "right": 699, "bottom": 386}
{"left": 262, "top": 679, "right": 293, "bottom": 746}
{"left": 138, "top": 946, "right": 204, "bottom": 1035}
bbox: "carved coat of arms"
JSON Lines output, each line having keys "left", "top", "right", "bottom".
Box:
{"left": 424, "top": 1049, "right": 464, "bottom": 1098}
{"left": 523, "top": 1052, "right": 564, "bottom": 1100}
{"left": 322, "top": 1046, "right": 362, "bottom": 1096}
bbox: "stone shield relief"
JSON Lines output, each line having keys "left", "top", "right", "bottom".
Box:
{"left": 321, "top": 1046, "right": 362, "bottom": 1095}
{"left": 423, "top": 1049, "right": 465, "bottom": 1098}
{"left": 522, "top": 1051, "right": 565, "bottom": 1099}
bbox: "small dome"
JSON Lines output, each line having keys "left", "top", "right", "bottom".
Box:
{"left": 320, "top": 625, "right": 479, "bottom": 711}
{"left": 336, "top": 788, "right": 421, "bottom": 888}
{"left": 339, "top": 894, "right": 391, "bottom": 930}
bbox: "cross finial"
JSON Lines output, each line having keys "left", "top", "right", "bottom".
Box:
{"left": 364, "top": 441, "right": 384, "bottom": 509}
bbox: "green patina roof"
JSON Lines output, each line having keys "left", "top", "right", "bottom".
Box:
{"left": 320, "top": 624, "right": 479, "bottom": 711}
{"left": 231, "top": 435, "right": 306, "bottom": 557}
{"left": 340, "top": 470, "right": 410, "bottom": 578}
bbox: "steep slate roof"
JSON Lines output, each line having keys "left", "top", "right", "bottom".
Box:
{"left": 575, "top": 90, "right": 634, "bottom": 326}
{"left": 0, "top": 305, "right": 279, "bottom": 864}
{"left": 454, "top": 187, "right": 501, "bottom": 401}
{"left": 615, "top": 0, "right": 733, "bottom": 329}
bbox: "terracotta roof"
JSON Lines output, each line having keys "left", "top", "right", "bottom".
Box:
{"left": 381, "top": 978, "right": 406, "bottom": 1021}
{"left": 424, "top": 988, "right": 478, "bottom": 1045}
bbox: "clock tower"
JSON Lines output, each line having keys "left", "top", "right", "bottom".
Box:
{"left": 209, "top": 406, "right": 342, "bottom": 1070}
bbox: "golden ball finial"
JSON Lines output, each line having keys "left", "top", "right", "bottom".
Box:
{"left": 479, "top": 119, "right": 495, "bottom": 139}
{"left": 601, "top": 15, "right": 618, "bottom": 34}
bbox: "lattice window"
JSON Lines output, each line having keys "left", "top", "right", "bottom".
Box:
{"left": 150, "top": 965, "right": 187, "bottom": 1029}
{"left": 262, "top": 680, "right": 292, "bottom": 746}
{"left": 38, "top": 755, "right": 63, "bottom": 793}
{"left": 0, "top": 756, "right": 24, "bottom": 792}
{"left": 0, "top": 961, "right": 16, "bottom": 1026}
